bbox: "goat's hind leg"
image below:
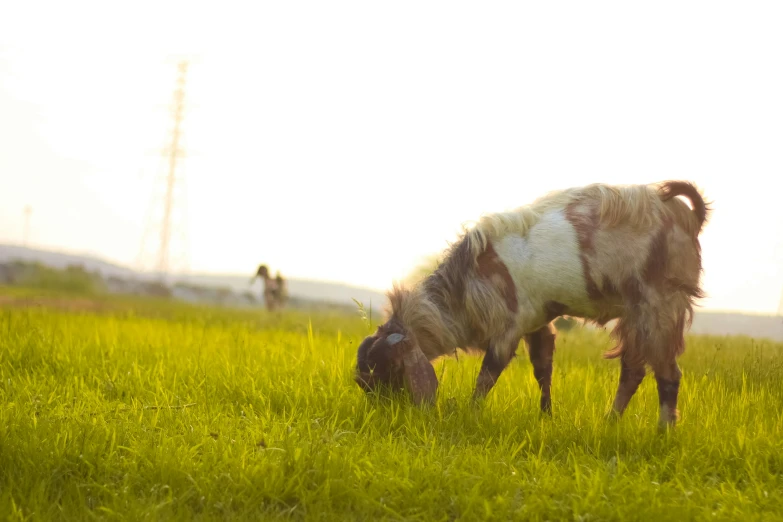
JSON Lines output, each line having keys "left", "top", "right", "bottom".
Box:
{"left": 525, "top": 324, "right": 556, "bottom": 414}
{"left": 652, "top": 359, "right": 682, "bottom": 429}
{"left": 652, "top": 311, "right": 687, "bottom": 428}
{"left": 605, "top": 315, "right": 647, "bottom": 421}
{"left": 609, "top": 352, "right": 646, "bottom": 419}
{"left": 608, "top": 305, "right": 685, "bottom": 428}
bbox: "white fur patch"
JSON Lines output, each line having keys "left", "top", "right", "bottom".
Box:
{"left": 492, "top": 209, "right": 592, "bottom": 329}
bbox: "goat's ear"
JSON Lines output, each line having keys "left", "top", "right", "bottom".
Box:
{"left": 356, "top": 335, "right": 379, "bottom": 365}
{"left": 399, "top": 336, "right": 438, "bottom": 406}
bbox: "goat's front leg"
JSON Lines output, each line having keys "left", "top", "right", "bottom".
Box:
{"left": 473, "top": 330, "right": 521, "bottom": 400}
{"left": 525, "top": 324, "right": 556, "bottom": 414}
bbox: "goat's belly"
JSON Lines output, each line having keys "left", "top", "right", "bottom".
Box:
{"left": 492, "top": 210, "right": 594, "bottom": 327}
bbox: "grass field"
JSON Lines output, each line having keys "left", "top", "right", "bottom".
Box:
{"left": 1, "top": 289, "right": 783, "bottom": 521}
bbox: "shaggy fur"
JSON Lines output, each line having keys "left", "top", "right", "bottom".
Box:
{"left": 358, "top": 180, "right": 711, "bottom": 428}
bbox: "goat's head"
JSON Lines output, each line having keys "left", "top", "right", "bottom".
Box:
{"left": 354, "top": 321, "right": 438, "bottom": 406}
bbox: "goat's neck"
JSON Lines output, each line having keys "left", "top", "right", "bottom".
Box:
{"left": 396, "top": 277, "right": 465, "bottom": 361}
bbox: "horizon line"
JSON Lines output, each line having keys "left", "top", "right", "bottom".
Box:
{"left": 2, "top": 241, "right": 781, "bottom": 319}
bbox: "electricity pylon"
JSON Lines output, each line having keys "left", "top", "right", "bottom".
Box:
{"left": 137, "top": 60, "right": 191, "bottom": 283}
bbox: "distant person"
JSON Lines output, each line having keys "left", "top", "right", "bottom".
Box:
{"left": 250, "top": 264, "right": 287, "bottom": 311}
{"left": 275, "top": 271, "right": 288, "bottom": 308}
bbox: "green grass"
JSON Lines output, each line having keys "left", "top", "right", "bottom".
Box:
{"left": 1, "top": 293, "right": 782, "bottom": 521}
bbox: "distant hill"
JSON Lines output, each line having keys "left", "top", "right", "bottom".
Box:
{"left": 689, "top": 310, "right": 783, "bottom": 342}
{"left": 2, "top": 243, "right": 781, "bottom": 341}
{"left": 0, "top": 243, "right": 388, "bottom": 311}
{"left": 0, "top": 244, "right": 137, "bottom": 279}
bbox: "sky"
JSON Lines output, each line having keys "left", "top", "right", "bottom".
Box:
{"left": 1, "top": 1, "right": 782, "bottom": 315}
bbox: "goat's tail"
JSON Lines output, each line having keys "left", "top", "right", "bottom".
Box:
{"left": 657, "top": 180, "right": 711, "bottom": 233}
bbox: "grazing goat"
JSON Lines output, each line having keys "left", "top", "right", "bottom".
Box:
{"left": 354, "top": 180, "right": 710, "bottom": 428}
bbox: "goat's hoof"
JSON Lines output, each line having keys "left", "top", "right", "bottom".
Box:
{"left": 657, "top": 417, "right": 679, "bottom": 432}
{"left": 656, "top": 408, "right": 680, "bottom": 432}
{"left": 471, "top": 386, "right": 491, "bottom": 402}
{"left": 605, "top": 410, "right": 622, "bottom": 423}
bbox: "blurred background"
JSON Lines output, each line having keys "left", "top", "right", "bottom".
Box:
{"left": 1, "top": 1, "right": 782, "bottom": 338}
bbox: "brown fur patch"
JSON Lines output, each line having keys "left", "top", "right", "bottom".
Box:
{"left": 643, "top": 218, "right": 673, "bottom": 286}
{"left": 564, "top": 203, "right": 602, "bottom": 301}
{"left": 621, "top": 277, "right": 644, "bottom": 307}
{"left": 476, "top": 241, "right": 518, "bottom": 313}
{"left": 544, "top": 301, "right": 568, "bottom": 323}
{"left": 601, "top": 276, "right": 619, "bottom": 298}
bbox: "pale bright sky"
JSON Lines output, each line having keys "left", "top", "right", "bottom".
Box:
{"left": 1, "top": 1, "right": 782, "bottom": 315}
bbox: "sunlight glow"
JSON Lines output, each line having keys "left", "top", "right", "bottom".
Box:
{"left": 1, "top": 1, "right": 782, "bottom": 314}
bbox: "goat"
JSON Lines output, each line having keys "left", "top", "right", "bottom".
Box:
{"left": 354, "top": 180, "right": 710, "bottom": 428}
